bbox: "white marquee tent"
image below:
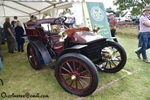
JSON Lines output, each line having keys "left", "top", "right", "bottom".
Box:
{"left": 0, "top": 0, "right": 101, "bottom": 26}
{"left": 0, "top": 0, "right": 74, "bottom": 26}
{"left": 0, "top": 0, "right": 74, "bottom": 17}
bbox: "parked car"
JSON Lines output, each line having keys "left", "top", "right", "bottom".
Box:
{"left": 24, "top": 16, "right": 127, "bottom": 96}
{"left": 115, "top": 16, "right": 132, "bottom": 22}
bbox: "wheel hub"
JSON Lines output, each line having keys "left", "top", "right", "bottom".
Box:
{"left": 101, "top": 48, "right": 113, "bottom": 60}
{"left": 29, "top": 55, "right": 32, "bottom": 58}
{"left": 71, "top": 75, "right": 76, "bottom": 80}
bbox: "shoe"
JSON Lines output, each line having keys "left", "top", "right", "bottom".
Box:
{"left": 9, "top": 51, "right": 15, "bottom": 54}
{"left": 0, "top": 57, "right": 3, "bottom": 62}
{"left": 143, "top": 59, "right": 150, "bottom": 63}
{"left": 135, "top": 51, "right": 141, "bottom": 59}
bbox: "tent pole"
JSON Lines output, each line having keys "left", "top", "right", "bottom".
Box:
{"left": 2, "top": 4, "right": 6, "bottom": 17}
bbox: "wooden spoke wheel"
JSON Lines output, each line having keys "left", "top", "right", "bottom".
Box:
{"left": 27, "top": 42, "right": 42, "bottom": 70}
{"left": 55, "top": 53, "right": 99, "bottom": 96}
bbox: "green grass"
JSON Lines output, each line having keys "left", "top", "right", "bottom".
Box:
{"left": 116, "top": 27, "right": 139, "bottom": 37}
{"left": 0, "top": 28, "right": 150, "bottom": 100}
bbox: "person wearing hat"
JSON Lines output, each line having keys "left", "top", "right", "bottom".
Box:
{"left": 135, "top": 6, "right": 150, "bottom": 63}
{"left": 108, "top": 13, "right": 118, "bottom": 42}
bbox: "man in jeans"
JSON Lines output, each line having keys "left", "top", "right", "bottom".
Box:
{"left": 135, "top": 6, "right": 150, "bottom": 63}
{"left": 3, "top": 17, "right": 15, "bottom": 54}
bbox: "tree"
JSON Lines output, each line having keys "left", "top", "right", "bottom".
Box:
{"left": 113, "top": 0, "right": 150, "bottom": 16}
{"left": 106, "top": 7, "right": 114, "bottom": 13}
{"left": 115, "top": 10, "right": 125, "bottom": 17}
{"left": 43, "top": 11, "right": 51, "bottom": 18}
{"left": 105, "top": 7, "right": 125, "bottom": 17}
{"left": 59, "top": 8, "right": 71, "bottom": 17}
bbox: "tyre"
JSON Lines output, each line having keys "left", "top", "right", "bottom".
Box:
{"left": 27, "top": 42, "right": 42, "bottom": 70}
{"left": 55, "top": 53, "right": 99, "bottom": 96}
{"left": 97, "top": 41, "right": 127, "bottom": 73}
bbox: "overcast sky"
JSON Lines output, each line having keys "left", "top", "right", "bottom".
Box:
{"left": 99, "top": 0, "right": 117, "bottom": 10}
{"left": 84, "top": 0, "right": 117, "bottom": 10}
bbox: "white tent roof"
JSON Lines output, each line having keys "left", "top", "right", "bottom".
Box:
{"left": 0, "top": 0, "right": 72, "bottom": 17}
{"left": 0, "top": 0, "right": 100, "bottom": 26}
{"left": 0, "top": 0, "right": 74, "bottom": 26}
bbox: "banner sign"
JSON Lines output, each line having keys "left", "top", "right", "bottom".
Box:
{"left": 82, "top": 2, "right": 111, "bottom": 38}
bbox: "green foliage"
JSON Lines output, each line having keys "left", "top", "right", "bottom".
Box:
{"left": 113, "top": 0, "right": 150, "bottom": 16}
{"left": 115, "top": 10, "right": 122, "bottom": 17}
{"left": 105, "top": 7, "right": 126, "bottom": 17}
{"left": 43, "top": 11, "right": 51, "bottom": 18}
{"left": 59, "top": 8, "right": 71, "bottom": 17}
{"left": 106, "top": 7, "right": 115, "bottom": 13}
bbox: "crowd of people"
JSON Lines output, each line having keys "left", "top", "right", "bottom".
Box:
{"left": 0, "top": 14, "right": 38, "bottom": 59}
{"left": 66, "top": 17, "right": 76, "bottom": 25}
{"left": 0, "top": 16, "right": 28, "bottom": 61}
{"left": 107, "top": 6, "right": 150, "bottom": 63}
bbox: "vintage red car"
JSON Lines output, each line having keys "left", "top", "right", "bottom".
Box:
{"left": 24, "top": 16, "right": 127, "bottom": 96}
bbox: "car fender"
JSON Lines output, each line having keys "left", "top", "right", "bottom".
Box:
{"left": 28, "top": 38, "right": 52, "bottom": 65}
{"left": 56, "top": 44, "right": 87, "bottom": 60}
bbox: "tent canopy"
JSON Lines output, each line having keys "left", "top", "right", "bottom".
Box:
{"left": 0, "top": 0, "right": 72, "bottom": 17}
{"left": 0, "top": 0, "right": 73, "bottom": 26}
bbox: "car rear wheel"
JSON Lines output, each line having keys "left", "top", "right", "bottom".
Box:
{"left": 27, "top": 42, "right": 42, "bottom": 70}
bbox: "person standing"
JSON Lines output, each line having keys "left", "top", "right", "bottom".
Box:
{"left": 15, "top": 22, "right": 25, "bottom": 53}
{"left": 11, "top": 16, "right": 20, "bottom": 28}
{"left": 28, "top": 15, "right": 34, "bottom": 22}
{"left": 3, "top": 17, "right": 15, "bottom": 54}
{"left": 33, "top": 16, "right": 37, "bottom": 22}
{"left": 70, "top": 17, "right": 76, "bottom": 26}
{"left": 0, "top": 26, "right": 3, "bottom": 61}
{"left": 11, "top": 16, "right": 21, "bottom": 51}
{"left": 135, "top": 6, "right": 150, "bottom": 63}
{"left": 108, "top": 13, "right": 118, "bottom": 42}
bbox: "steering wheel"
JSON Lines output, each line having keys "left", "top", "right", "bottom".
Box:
{"left": 54, "top": 16, "right": 67, "bottom": 25}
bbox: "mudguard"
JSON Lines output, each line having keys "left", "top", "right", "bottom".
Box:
{"left": 28, "top": 38, "right": 52, "bottom": 65}
{"left": 57, "top": 44, "right": 87, "bottom": 60}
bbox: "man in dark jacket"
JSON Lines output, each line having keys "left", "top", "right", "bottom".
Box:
{"left": 3, "top": 17, "right": 15, "bottom": 54}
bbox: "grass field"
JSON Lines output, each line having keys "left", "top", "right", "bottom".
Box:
{"left": 0, "top": 27, "right": 150, "bottom": 100}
